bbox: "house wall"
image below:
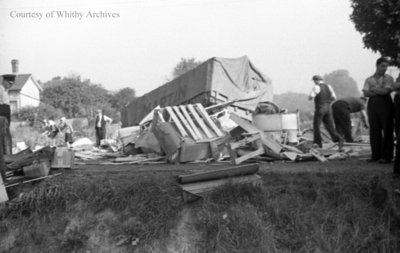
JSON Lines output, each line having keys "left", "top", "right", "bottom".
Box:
{"left": 19, "top": 78, "right": 40, "bottom": 108}
{"left": 8, "top": 91, "right": 20, "bottom": 113}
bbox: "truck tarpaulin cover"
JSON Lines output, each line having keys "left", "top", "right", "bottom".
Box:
{"left": 122, "top": 56, "right": 273, "bottom": 127}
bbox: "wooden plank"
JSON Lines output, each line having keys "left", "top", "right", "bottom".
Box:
{"left": 282, "top": 151, "right": 298, "bottom": 161}
{"left": 165, "top": 107, "right": 189, "bottom": 137}
{"left": 234, "top": 148, "right": 264, "bottom": 165}
{"left": 229, "top": 112, "right": 259, "bottom": 133}
{"left": 180, "top": 105, "right": 203, "bottom": 139}
{"left": 310, "top": 148, "right": 328, "bottom": 162}
{"left": 181, "top": 174, "right": 262, "bottom": 197}
{"left": 195, "top": 103, "right": 224, "bottom": 137}
{"left": 187, "top": 104, "right": 213, "bottom": 138}
{"left": 173, "top": 106, "right": 199, "bottom": 140}
{"left": 178, "top": 163, "right": 259, "bottom": 184}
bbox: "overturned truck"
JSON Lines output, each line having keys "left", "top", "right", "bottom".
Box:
{"left": 122, "top": 56, "right": 273, "bottom": 127}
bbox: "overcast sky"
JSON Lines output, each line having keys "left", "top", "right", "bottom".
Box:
{"left": 0, "top": 0, "right": 384, "bottom": 96}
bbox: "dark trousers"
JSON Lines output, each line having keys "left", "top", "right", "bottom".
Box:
{"left": 313, "top": 103, "right": 341, "bottom": 147}
{"left": 332, "top": 101, "right": 353, "bottom": 142}
{"left": 95, "top": 127, "right": 106, "bottom": 146}
{"left": 367, "top": 95, "right": 394, "bottom": 161}
{"left": 394, "top": 94, "right": 400, "bottom": 174}
{"left": 394, "top": 94, "right": 400, "bottom": 137}
{"left": 0, "top": 104, "right": 10, "bottom": 127}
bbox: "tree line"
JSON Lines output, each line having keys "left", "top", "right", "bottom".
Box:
{"left": 13, "top": 75, "right": 136, "bottom": 124}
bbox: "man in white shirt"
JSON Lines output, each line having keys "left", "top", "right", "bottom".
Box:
{"left": 362, "top": 57, "right": 394, "bottom": 163}
{"left": 94, "top": 109, "right": 112, "bottom": 147}
{"left": 308, "top": 75, "right": 343, "bottom": 149}
{"left": 0, "top": 74, "right": 15, "bottom": 127}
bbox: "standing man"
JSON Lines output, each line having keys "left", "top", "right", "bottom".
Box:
{"left": 94, "top": 109, "right": 112, "bottom": 147}
{"left": 331, "top": 96, "right": 368, "bottom": 143}
{"left": 308, "top": 75, "right": 343, "bottom": 149}
{"left": 362, "top": 57, "right": 394, "bottom": 163}
{"left": 0, "top": 74, "right": 15, "bottom": 126}
{"left": 0, "top": 74, "right": 15, "bottom": 157}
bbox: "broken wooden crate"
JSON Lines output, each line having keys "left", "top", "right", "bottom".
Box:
{"left": 152, "top": 103, "right": 227, "bottom": 162}
{"left": 178, "top": 163, "right": 262, "bottom": 202}
{"left": 227, "top": 112, "right": 284, "bottom": 164}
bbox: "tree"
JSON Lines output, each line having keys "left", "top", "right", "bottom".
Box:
{"left": 109, "top": 87, "right": 136, "bottom": 111}
{"left": 350, "top": 0, "right": 400, "bottom": 65}
{"left": 323, "top": 70, "right": 360, "bottom": 98}
{"left": 172, "top": 57, "right": 203, "bottom": 79}
{"left": 41, "top": 76, "right": 111, "bottom": 118}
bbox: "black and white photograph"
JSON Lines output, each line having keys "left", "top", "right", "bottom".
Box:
{"left": 1, "top": 0, "right": 400, "bottom": 252}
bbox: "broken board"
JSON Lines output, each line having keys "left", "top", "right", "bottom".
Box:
{"left": 180, "top": 174, "right": 262, "bottom": 203}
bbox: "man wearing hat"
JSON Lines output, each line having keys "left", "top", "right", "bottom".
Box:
{"left": 0, "top": 74, "right": 16, "bottom": 126}
{"left": 308, "top": 75, "right": 343, "bottom": 149}
{"left": 331, "top": 96, "right": 368, "bottom": 143}
{"left": 362, "top": 57, "right": 394, "bottom": 163}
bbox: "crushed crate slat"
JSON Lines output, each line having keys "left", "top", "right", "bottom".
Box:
{"left": 173, "top": 106, "right": 199, "bottom": 140}
{"left": 179, "top": 105, "right": 203, "bottom": 139}
{"left": 165, "top": 106, "right": 189, "bottom": 137}
{"left": 187, "top": 104, "right": 214, "bottom": 138}
{"left": 195, "top": 103, "right": 225, "bottom": 137}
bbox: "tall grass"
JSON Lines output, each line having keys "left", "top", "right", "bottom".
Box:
{"left": 0, "top": 171, "right": 183, "bottom": 252}
{"left": 1, "top": 170, "right": 399, "bottom": 252}
{"left": 195, "top": 173, "right": 400, "bottom": 253}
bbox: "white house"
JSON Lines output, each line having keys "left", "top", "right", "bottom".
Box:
{"left": 4, "top": 59, "right": 42, "bottom": 112}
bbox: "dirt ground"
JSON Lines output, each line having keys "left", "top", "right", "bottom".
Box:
{"left": 74, "top": 157, "right": 395, "bottom": 176}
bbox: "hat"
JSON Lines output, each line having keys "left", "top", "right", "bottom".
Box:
{"left": 312, "top": 75, "right": 323, "bottom": 81}
{"left": 2, "top": 74, "right": 16, "bottom": 83}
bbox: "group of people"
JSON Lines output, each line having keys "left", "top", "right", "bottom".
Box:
{"left": 42, "top": 117, "right": 73, "bottom": 148}
{"left": 308, "top": 75, "right": 367, "bottom": 149}
{"left": 43, "top": 109, "right": 112, "bottom": 148}
{"left": 309, "top": 54, "right": 400, "bottom": 177}
{"left": 1, "top": 74, "right": 112, "bottom": 149}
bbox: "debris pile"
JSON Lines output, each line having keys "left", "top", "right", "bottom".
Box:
{"left": 70, "top": 99, "right": 369, "bottom": 167}
{"left": 1, "top": 146, "right": 74, "bottom": 203}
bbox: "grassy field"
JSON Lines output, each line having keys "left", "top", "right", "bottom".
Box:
{"left": 1, "top": 163, "right": 399, "bottom": 253}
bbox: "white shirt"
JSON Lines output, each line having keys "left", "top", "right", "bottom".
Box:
{"left": 0, "top": 84, "right": 10, "bottom": 105}
{"left": 96, "top": 114, "right": 112, "bottom": 127}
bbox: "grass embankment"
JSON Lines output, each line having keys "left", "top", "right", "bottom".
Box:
{"left": 0, "top": 170, "right": 183, "bottom": 253}
{"left": 196, "top": 172, "right": 400, "bottom": 253}
{"left": 1, "top": 169, "right": 399, "bottom": 252}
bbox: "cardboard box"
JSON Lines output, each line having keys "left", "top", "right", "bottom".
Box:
{"left": 51, "top": 148, "right": 75, "bottom": 169}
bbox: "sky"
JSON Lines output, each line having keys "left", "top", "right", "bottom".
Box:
{"left": 0, "top": 0, "right": 386, "bottom": 96}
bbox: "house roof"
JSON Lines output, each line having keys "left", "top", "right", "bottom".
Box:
{"left": 8, "top": 74, "right": 42, "bottom": 92}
